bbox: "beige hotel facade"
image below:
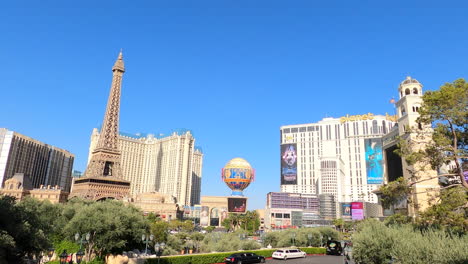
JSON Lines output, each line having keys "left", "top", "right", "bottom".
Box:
{"left": 87, "top": 128, "right": 203, "bottom": 206}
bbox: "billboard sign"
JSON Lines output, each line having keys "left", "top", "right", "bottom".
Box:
{"left": 351, "top": 202, "right": 364, "bottom": 220}
{"left": 200, "top": 206, "right": 209, "bottom": 226}
{"left": 341, "top": 203, "right": 352, "bottom": 218}
{"left": 365, "top": 138, "right": 384, "bottom": 184}
{"left": 227, "top": 197, "right": 247, "bottom": 213}
{"left": 220, "top": 207, "right": 228, "bottom": 222}
{"left": 281, "top": 143, "right": 298, "bottom": 184}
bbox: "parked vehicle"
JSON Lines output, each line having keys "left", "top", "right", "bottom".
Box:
{"left": 224, "top": 252, "right": 266, "bottom": 264}
{"left": 326, "top": 240, "right": 343, "bottom": 256}
{"left": 272, "top": 248, "right": 306, "bottom": 260}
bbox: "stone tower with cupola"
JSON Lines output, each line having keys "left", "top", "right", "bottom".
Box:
{"left": 394, "top": 76, "right": 439, "bottom": 217}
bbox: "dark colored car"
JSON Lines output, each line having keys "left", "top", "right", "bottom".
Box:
{"left": 224, "top": 252, "right": 266, "bottom": 264}
{"left": 326, "top": 240, "right": 343, "bottom": 256}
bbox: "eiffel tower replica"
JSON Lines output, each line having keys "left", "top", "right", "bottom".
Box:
{"left": 71, "top": 51, "right": 130, "bottom": 201}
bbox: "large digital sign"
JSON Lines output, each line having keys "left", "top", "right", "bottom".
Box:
{"left": 365, "top": 138, "right": 384, "bottom": 184}
{"left": 227, "top": 197, "right": 247, "bottom": 213}
{"left": 351, "top": 202, "right": 364, "bottom": 220}
{"left": 341, "top": 203, "right": 352, "bottom": 218}
{"left": 281, "top": 143, "right": 298, "bottom": 185}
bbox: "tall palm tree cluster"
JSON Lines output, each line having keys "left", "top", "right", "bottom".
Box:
{"left": 221, "top": 211, "right": 260, "bottom": 233}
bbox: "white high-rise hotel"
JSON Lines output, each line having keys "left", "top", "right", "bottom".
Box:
{"left": 280, "top": 111, "right": 397, "bottom": 204}
{"left": 87, "top": 128, "right": 203, "bottom": 206}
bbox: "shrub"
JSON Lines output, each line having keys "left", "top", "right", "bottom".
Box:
{"left": 353, "top": 220, "right": 468, "bottom": 264}
{"left": 53, "top": 239, "right": 80, "bottom": 256}
{"left": 263, "top": 227, "right": 338, "bottom": 248}
{"left": 240, "top": 240, "right": 261, "bottom": 250}
{"left": 352, "top": 220, "right": 394, "bottom": 264}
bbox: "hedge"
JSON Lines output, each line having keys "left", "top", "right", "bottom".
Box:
{"left": 299, "top": 247, "right": 326, "bottom": 254}
{"left": 145, "top": 247, "right": 324, "bottom": 264}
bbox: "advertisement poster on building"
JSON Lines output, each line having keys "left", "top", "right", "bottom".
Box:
{"left": 351, "top": 202, "right": 364, "bottom": 220}
{"left": 227, "top": 197, "right": 247, "bottom": 213}
{"left": 220, "top": 207, "right": 228, "bottom": 222}
{"left": 365, "top": 138, "right": 384, "bottom": 184}
{"left": 200, "top": 206, "right": 209, "bottom": 226}
{"left": 342, "top": 203, "right": 352, "bottom": 218}
{"left": 281, "top": 143, "right": 298, "bottom": 184}
{"left": 210, "top": 208, "right": 219, "bottom": 226}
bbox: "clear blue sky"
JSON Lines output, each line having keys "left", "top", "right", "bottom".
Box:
{"left": 1, "top": 1, "right": 467, "bottom": 210}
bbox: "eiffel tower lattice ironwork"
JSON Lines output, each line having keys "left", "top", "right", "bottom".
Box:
{"left": 71, "top": 51, "right": 130, "bottom": 201}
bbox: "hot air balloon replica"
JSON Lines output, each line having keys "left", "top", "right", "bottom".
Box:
{"left": 221, "top": 158, "right": 255, "bottom": 196}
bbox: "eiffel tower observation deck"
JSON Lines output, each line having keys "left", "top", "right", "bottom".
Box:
{"left": 70, "top": 51, "right": 130, "bottom": 201}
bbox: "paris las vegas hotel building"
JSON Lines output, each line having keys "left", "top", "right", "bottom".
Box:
{"left": 278, "top": 76, "right": 438, "bottom": 219}
{"left": 87, "top": 128, "right": 203, "bottom": 206}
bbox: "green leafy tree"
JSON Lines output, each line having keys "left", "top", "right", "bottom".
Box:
{"left": 18, "top": 197, "right": 63, "bottom": 242}
{"left": 383, "top": 213, "right": 412, "bottom": 227}
{"left": 149, "top": 220, "right": 169, "bottom": 243}
{"left": 62, "top": 200, "right": 148, "bottom": 261}
{"left": 181, "top": 220, "right": 195, "bottom": 232}
{"left": 222, "top": 211, "right": 260, "bottom": 233}
{"left": 145, "top": 212, "right": 161, "bottom": 223}
{"left": 385, "top": 78, "right": 468, "bottom": 232}
{"left": 378, "top": 177, "right": 412, "bottom": 209}
{"left": 204, "top": 226, "right": 215, "bottom": 233}
{"left": 0, "top": 196, "right": 52, "bottom": 262}
{"left": 332, "top": 218, "right": 344, "bottom": 232}
{"left": 417, "top": 186, "right": 468, "bottom": 234}
{"left": 190, "top": 233, "right": 204, "bottom": 253}
{"left": 416, "top": 78, "right": 468, "bottom": 189}
{"left": 221, "top": 213, "right": 239, "bottom": 231}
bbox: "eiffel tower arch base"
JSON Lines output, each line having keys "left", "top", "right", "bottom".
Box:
{"left": 70, "top": 177, "right": 130, "bottom": 201}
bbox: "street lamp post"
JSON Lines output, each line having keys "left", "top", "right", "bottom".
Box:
{"left": 260, "top": 233, "right": 266, "bottom": 248}
{"left": 213, "top": 232, "right": 220, "bottom": 242}
{"left": 307, "top": 234, "right": 312, "bottom": 247}
{"left": 154, "top": 242, "right": 166, "bottom": 264}
{"left": 320, "top": 235, "right": 323, "bottom": 247}
{"left": 239, "top": 233, "right": 246, "bottom": 240}
{"left": 47, "top": 248, "right": 54, "bottom": 262}
{"left": 76, "top": 250, "right": 85, "bottom": 264}
{"left": 142, "top": 234, "right": 154, "bottom": 255}
{"left": 59, "top": 250, "right": 68, "bottom": 264}
{"left": 75, "top": 232, "right": 91, "bottom": 262}
{"left": 75, "top": 232, "right": 91, "bottom": 250}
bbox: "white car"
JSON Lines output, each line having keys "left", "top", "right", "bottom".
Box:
{"left": 272, "top": 249, "right": 306, "bottom": 260}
